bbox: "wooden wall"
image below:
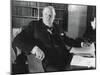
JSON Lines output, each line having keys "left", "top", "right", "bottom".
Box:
{"left": 66, "top": 5, "right": 87, "bottom": 39}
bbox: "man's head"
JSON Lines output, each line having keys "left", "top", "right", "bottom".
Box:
{"left": 42, "top": 6, "right": 56, "bottom": 27}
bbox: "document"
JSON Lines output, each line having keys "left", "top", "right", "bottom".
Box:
{"left": 70, "top": 43, "right": 95, "bottom": 57}
{"left": 71, "top": 55, "right": 95, "bottom": 68}
{"left": 70, "top": 43, "right": 95, "bottom": 68}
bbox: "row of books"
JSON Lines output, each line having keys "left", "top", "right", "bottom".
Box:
{"left": 12, "top": 1, "right": 67, "bottom": 10}
{"left": 12, "top": 7, "right": 38, "bottom": 17}
{"left": 12, "top": 1, "right": 37, "bottom": 7}
{"left": 12, "top": 7, "right": 65, "bottom": 20}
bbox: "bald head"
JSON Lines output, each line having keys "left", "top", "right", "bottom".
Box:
{"left": 42, "top": 6, "right": 56, "bottom": 27}
{"left": 43, "top": 6, "right": 56, "bottom": 16}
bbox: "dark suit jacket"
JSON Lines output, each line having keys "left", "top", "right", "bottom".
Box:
{"left": 83, "top": 21, "right": 96, "bottom": 42}
{"left": 12, "top": 19, "right": 81, "bottom": 67}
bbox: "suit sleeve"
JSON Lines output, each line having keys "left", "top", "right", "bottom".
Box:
{"left": 53, "top": 24, "right": 82, "bottom": 47}
{"left": 61, "top": 34, "right": 82, "bottom": 47}
{"left": 12, "top": 21, "right": 36, "bottom": 55}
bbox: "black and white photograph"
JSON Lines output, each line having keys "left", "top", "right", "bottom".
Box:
{"left": 11, "top": 0, "right": 96, "bottom": 74}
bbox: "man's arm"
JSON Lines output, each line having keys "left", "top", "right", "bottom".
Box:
{"left": 12, "top": 21, "right": 36, "bottom": 55}
{"left": 53, "top": 24, "right": 82, "bottom": 47}
{"left": 12, "top": 21, "right": 45, "bottom": 60}
{"left": 60, "top": 33, "right": 82, "bottom": 47}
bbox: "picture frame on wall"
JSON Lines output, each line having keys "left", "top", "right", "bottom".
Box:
{"left": 11, "top": 0, "right": 96, "bottom": 74}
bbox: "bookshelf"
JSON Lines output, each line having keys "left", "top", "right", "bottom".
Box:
{"left": 12, "top": 1, "right": 68, "bottom": 31}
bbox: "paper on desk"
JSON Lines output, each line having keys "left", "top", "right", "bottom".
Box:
{"left": 70, "top": 43, "right": 95, "bottom": 57}
{"left": 71, "top": 55, "right": 95, "bottom": 68}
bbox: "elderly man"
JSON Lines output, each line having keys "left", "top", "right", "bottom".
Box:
{"left": 12, "top": 6, "right": 82, "bottom": 72}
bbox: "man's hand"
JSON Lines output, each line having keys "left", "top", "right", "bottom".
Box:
{"left": 31, "top": 46, "right": 45, "bottom": 61}
{"left": 81, "top": 42, "right": 92, "bottom": 47}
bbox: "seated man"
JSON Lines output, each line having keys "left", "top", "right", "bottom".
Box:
{"left": 12, "top": 6, "right": 83, "bottom": 72}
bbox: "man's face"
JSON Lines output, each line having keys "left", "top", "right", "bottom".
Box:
{"left": 43, "top": 8, "right": 55, "bottom": 27}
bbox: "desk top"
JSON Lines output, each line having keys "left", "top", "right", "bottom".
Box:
{"left": 70, "top": 43, "right": 96, "bottom": 68}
